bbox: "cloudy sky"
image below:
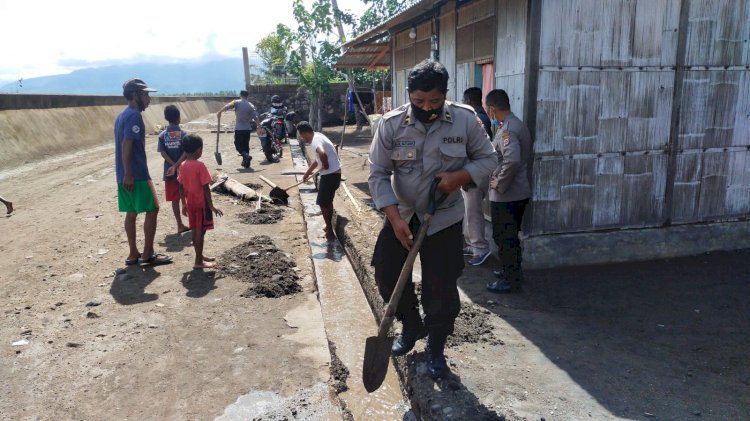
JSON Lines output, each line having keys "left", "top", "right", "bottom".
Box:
{"left": 0, "top": 0, "right": 368, "bottom": 82}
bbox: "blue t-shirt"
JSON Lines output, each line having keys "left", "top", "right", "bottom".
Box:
{"left": 157, "top": 125, "right": 185, "bottom": 181}
{"left": 114, "top": 106, "right": 150, "bottom": 182}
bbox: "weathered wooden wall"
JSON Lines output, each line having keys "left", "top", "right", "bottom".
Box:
{"left": 439, "top": 5, "right": 458, "bottom": 101}
{"left": 495, "top": 0, "right": 528, "bottom": 114}
{"left": 528, "top": 0, "right": 750, "bottom": 236}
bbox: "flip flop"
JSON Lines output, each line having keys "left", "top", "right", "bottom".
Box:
{"left": 125, "top": 258, "right": 139, "bottom": 266}
{"left": 138, "top": 253, "right": 173, "bottom": 266}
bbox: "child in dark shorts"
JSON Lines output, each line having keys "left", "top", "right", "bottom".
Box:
{"left": 177, "top": 134, "right": 223, "bottom": 269}
{"left": 157, "top": 105, "right": 189, "bottom": 234}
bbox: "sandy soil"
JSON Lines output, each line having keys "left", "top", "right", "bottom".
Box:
{"left": 0, "top": 114, "right": 343, "bottom": 419}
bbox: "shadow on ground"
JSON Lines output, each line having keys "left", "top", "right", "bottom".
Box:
{"left": 180, "top": 270, "right": 217, "bottom": 298}
{"left": 109, "top": 265, "right": 162, "bottom": 305}
{"left": 460, "top": 249, "right": 750, "bottom": 419}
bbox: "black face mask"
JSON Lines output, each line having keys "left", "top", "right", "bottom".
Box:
{"left": 410, "top": 103, "right": 442, "bottom": 124}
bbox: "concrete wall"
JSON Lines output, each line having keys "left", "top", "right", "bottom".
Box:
{"left": 0, "top": 94, "right": 227, "bottom": 169}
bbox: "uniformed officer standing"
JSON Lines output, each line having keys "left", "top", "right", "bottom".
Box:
{"left": 485, "top": 89, "right": 532, "bottom": 293}
{"left": 368, "top": 60, "right": 496, "bottom": 378}
{"left": 217, "top": 90, "right": 262, "bottom": 168}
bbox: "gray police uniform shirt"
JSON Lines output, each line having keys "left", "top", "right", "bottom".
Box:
{"left": 489, "top": 112, "right": 532, "bottom": 202}
{"left": 369, "top": 101, "right": 496, "bottom": 236}
{"left": 230, "top": 99, "right": 259, "bottom": 131}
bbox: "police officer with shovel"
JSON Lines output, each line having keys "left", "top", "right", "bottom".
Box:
{"left": 368, "top": 60, "right": 495, "bottom": 378}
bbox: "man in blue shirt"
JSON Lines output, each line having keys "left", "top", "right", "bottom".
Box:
{"left": 115, "top": 78, "right": 173, "bottom": 266}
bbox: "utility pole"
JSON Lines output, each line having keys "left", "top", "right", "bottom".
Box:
{"left": 242, "top": 47, "right": 252, "bottom": 91}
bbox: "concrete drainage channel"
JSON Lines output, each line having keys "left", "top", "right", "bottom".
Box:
{"left": 289, "top": 140, "right": 413, "bottom": 419}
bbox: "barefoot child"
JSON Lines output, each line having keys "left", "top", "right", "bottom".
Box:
{"left": 297, "top": 121, "right": 342, "bottom": 240}
{"left": 177, "top": 134, "right": 223, "bottom": 269}
{"left": 157, "top": 105, "right": 189, "bottom": 234}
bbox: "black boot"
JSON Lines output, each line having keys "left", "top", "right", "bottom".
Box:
{"left": 391, "top": 315, "right": 426, "bottom": 356}
{"left": 425, "top": 333, "right": 449, "bottom": 379}
{"left": 391, "top": 328, "right": 426, "bottom": 356}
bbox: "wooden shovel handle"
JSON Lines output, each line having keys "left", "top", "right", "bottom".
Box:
{"left": 284, "top": 169, "right": 320, "bottom": 191}
{"left": 258, "top": 175, "right": 278, "bottom": 189}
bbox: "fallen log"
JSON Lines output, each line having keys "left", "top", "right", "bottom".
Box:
{"left": 212, "top": 173, "right": 270, "bottom": 202}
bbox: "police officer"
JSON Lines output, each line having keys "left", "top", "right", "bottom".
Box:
{"left": 485, "top": 89, "right": 532, "bottom": 293}
{"left": 217, "top": 90, "right": 261, "bottom": 168}
{"left": 461, "top": 87, "right": 494, "bottom": 267}
{"left": 368, "top": 60, "right": 496, "bottom": 378}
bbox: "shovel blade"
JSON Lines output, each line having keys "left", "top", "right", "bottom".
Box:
{"left": 214, "top": 152, "right": 222, "bottom": 166}
{"left": 362, "top": 334, "right": 392, "bottom": 393}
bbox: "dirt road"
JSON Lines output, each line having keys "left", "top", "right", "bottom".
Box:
{"left": 0, "top": 115, "right": 343, "bottom": 419}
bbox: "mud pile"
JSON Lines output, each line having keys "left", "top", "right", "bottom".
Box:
{"left": 238, "top": 208, "right": 285, "bottom": 225}
{"left": 219, "top": 236, "right": 302, "bottom": 298}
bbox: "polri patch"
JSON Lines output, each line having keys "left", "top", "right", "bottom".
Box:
{"left": 443, "top": 136, "right": 464, "bottom": 144}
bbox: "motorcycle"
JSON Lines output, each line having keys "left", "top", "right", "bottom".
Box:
{"left": 259, "top": 113, "right": 283, "bottom": 163}
{"left": 284, "top": 111, "right": 297, "bottom": 139}
{"left": 270, "top": 104, "right": 289, "bottom": 144}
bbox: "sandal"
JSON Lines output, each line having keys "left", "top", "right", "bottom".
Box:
{"left": 125, "top": 258, "right": 139, "bottom": 266}
{"left": 138, "top": 253, "right": 174, "bottom": 266}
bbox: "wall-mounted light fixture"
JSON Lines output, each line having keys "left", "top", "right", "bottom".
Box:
{"left": 409, "top": 27, "right": 417, "bottom": 39}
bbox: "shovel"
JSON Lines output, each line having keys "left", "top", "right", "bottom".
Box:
{"left": 214, "top": 114, "right": 223, "bottom": 165}
{"left": 259, "top": 170, "right": 319, "bottom": 204}
{"left": 362, "top": 178, "right": 447, "bottom": 393}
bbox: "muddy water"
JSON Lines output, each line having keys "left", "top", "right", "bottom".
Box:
{"left": 290, "top": 141, "right": 411, "bottom": 419}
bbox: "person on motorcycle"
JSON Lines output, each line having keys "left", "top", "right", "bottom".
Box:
{"left": 258, "top": 112, "right": 280, "bottom": 163}
{"left": 270, "top": 95, "right": 289, "bottom": 143}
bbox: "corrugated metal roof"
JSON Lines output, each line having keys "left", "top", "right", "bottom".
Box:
{"left": 336, "top": 43, "right": 390, "bottom": 70}
{"left": 336, "top": 0, "right": 445, "bottom": 70}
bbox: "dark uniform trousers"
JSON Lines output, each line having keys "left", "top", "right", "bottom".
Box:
{"left": 234, "top": 130, "right": 252, "bottom": 157}
{"left": 371, "top": 216, "right": 464, "bottom": 341}
{"left": 490, "top": 199, "right": 529, "bottom": 285}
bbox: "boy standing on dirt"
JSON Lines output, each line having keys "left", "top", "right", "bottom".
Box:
{"left": 157, "top": 105, "right": 189, "bottom": 234}
{"left": 115, "top": 78, "right": 173, "bottom": 266}
{"left": 177, "top": 134, "right": 223, "bottom": 269}
{"left": 298, "top": 121, "right": 342, "bottom": 241}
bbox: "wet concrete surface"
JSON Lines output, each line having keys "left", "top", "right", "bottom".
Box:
{"left": 290, "top": 140, "right": 411, "bottom": 419}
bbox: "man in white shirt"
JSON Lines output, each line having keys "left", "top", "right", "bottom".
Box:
{"left": 299, "top": 121, "right": 342, "bottom": 241}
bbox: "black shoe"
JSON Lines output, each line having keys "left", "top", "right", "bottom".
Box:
{"left": 391, "top": 328, "right": 426, "bottom": 356}
{"left": 425, "top": 343, "right": 449, "bottom": 379}
{"left": 486, "top": 279, "right": 522, "bottom": 294}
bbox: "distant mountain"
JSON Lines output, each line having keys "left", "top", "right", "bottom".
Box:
{"left": 0, "top": 57, "right": 265, "bottom": 95}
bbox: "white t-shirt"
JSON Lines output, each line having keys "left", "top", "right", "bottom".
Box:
{"left": 311, "top": 132, "right": 341, "bottom": 175}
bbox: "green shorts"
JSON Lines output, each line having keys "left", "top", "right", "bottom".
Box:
{"left": 118, "top": 180, "right": 159, "bottom": 213}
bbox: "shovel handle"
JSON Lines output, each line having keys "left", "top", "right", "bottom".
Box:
{"left": 258, "top": 175, "right": 278, "bottom": 189}
{"left": 215, "top": 114, "right": 221, "bottom": 152}
{"left": 377, "top": 178, "right": 447, "bottom": 337}
{"left": 284, "top": 169, "right": 320, "bottom": 191}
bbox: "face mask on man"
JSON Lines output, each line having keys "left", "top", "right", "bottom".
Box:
{"left": 410, "top": 104, "right": 442, "bottom": 124}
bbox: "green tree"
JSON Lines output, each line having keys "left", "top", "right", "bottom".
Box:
{"left": 256, "top": 24, "right": 293, "bottom": 82}
{"left": 286, "top": 0, "right": 348, "bottom": 129}
{"left": 355, "top": 0, "right": 416, "bottom": 35}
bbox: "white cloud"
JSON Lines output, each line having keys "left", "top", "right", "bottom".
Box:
{"left": 0, "top": 0, "right": 367, "bottom": 80}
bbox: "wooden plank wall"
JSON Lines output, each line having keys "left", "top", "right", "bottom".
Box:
{"left": 529, "top": 0, "right": 750, "bottom": 236}
{"left": 674, "top": 0, "right": 750, "bottom": 222}
{"left": 440, "top": 7, "right": 458, "bottom": 101}
{"left": 494, "top": 0, "right": 528, "bottom": 114}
